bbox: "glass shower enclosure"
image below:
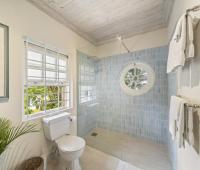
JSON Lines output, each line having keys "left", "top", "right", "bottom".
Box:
{"left": 76, "top": 47, "right": 170, "bottom": 170}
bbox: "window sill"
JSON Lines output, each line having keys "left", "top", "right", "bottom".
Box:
{"left": 22, "top": 108, "right": 73, "bottom": 122}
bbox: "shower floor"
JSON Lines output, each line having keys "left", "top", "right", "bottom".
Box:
{"left": 84, "top": 128, "right": 172, "bottom": 170}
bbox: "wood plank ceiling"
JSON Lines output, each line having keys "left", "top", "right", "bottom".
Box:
{"left": 27, "top": 0, "right": 174, "bottom": 45}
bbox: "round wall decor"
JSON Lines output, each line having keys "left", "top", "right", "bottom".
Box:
{"left": 120, "top": 63, "right": 155, "bottom": 96}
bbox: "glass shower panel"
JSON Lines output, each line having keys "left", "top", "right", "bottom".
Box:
{"left": 77, "top": 51, "right": 98, "bottom": 137}
{"left": 77, "top": 51, "right": 126, "bottom": 162}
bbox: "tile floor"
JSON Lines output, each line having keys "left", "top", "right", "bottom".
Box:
{"left": 48, "top": 128, "right": 172, "bottom": 170}
{"left": 48, "top": 145, "right": 143, "bottom": 170}
{"left": 84, "top": 128, "right": 172, "bottom": 170}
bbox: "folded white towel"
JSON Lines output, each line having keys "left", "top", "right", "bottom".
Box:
{"left": 167, "top": 14, "right": 187, "bottom": 73}
{"left": 169, "top": 96, "right": 185, "bottom": 140}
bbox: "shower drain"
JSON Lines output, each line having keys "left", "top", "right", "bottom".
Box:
{"left": 91, "top": 132, "right": 98, "bottom": 136}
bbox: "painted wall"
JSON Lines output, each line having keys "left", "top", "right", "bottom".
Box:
{"left": 96, "top": 28, "right": 168, "bottom": 58}
{"left": 96, "top": 46, "right": 169, "bottom": 143}
{"left": 0, "top": 0, "right": 96, "bottom": 168}
{"left": 167, "top": 0, "right": 200, "bottom": 170}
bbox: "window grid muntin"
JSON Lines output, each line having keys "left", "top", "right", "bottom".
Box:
{"left": 24, "top": 42, "right": 71, "bottom": 116}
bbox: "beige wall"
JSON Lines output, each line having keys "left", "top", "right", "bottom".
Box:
{"left": 96, "top": 28, "right": 168, "bottom": 58}
{"left": 167, "top": 0, "right": 200, "bottom": 170}
{"left": 0, "top": 0, "right": 96, "bottom": 167}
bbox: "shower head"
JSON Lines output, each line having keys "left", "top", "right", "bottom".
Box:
{"left": 117, "top": 36, "right": 122, "bottom": 41}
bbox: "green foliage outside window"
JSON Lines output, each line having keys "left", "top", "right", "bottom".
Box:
{"left": 24, "top": 86, "right": 64, "bottom": 115}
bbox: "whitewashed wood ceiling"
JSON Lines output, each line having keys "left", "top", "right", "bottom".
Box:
{"left": 27, "top": 0, "right": 174, "bottom": 45}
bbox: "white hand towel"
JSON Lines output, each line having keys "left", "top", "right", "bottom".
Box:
{"left": 177, "top": 102, "right": 186, "bottom": 148}
{"left": 169, "top": 96, "right": 185, "bottom": 140}
{"left": 193, "top": 17, "right": 200, "bottom": 57}
{"left": 167, "top": 14, "right": 187, "bottom": 73}
{"left": 185, "top": 14, "right": 195, "bottom": 60}
{"left": 188, "top": 107, "right": 194, "bottom": 145}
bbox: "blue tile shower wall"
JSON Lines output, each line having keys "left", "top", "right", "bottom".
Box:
{"left": 77, "top": 51, "right": 98, "bottom": 137}
{"left": 96, "top": 46, "right": 169, "bottom": 143}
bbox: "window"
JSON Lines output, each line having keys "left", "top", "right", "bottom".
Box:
{"left": 24, "top": 41, "right": 72, "bottom": 117}
{"left": 120, "top": 63, "right": 155, "bottom": 96}
{"left": 124, "top": 67, "right": 148, "bottom": 90}
{"left": 79, "top": 55, "right": 96, "bottom": 103}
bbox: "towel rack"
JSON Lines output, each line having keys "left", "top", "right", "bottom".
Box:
{"left": 186, "top": 4, "right": 200, "bottom": 13}
{"left": 176, "top": 95, "right": 200, "bottom": 108}
{"left": 184, "top": 103, "right": 200, "bottom": 108}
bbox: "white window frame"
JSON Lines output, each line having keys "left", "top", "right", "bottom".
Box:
{"left": 22, "top": 39, "right": 72, "bottom": 121}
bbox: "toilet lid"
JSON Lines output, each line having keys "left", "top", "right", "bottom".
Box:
{"left": 56, "top": 135, "right": 85, "bottom": 152}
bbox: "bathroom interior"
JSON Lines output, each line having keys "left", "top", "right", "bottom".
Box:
{"left": 0, "top": 0, "right": 200, "bottom": 170}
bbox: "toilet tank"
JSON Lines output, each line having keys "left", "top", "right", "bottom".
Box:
{"left": 42, "top": 112, "right": 71, "bottom": 141}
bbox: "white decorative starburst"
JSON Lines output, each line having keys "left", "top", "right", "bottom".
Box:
{"left": 120, "top": 63, "right": 155, "bottom": 96}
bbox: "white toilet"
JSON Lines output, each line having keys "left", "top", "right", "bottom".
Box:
{"left": 43, "top": 112, "right": 85, "bottom": 170}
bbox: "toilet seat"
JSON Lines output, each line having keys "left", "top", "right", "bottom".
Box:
{"left": 56, "top": 135, "right": 85, "bottom": 152}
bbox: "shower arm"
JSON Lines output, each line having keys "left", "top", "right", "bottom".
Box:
{"left": 120, "top": 40, "right": 131, "bottom": 53}
{"left": 118, "top": 37, "right": 136, "bottom": 66}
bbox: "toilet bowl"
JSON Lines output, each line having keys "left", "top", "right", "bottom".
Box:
{"left": 42, "top": 113, "right": 85, "bottom": 170}
{"left": 56, "top": 135, "right": 85, "bottom": 170}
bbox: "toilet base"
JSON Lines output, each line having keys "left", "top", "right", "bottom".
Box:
{"left": 62, "top": 159, "right": 81, "bottom": 170}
